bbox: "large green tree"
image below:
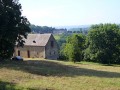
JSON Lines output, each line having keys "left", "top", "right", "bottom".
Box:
{"left": 84, "top": 24, "right": 120, "bottom": 64}
{"left": 0, "top": 0, "right": 31, "bottom": 59}
{"left": 61, "top": 34, "right": 85, "bottom": 62}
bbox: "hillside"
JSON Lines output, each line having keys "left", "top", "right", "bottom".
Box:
{"left": 0, "top": 59, "right": 120, "bottom": 90}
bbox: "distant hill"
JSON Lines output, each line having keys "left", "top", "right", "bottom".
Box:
{"left": 55, "top": 25, "right": 91, "bottom": 30}
{"left": 30, "top": 24, "right": 90, "bottom": 34}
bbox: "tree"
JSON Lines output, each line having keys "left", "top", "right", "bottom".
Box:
{"left": 0, "top": 0, "right": 31, "bottom": 59}
{"left": 30, "top": 24, "right": 55, "bottom": 34}
{"left": 61, "top": 34, "right": 85, "bottom": 62}
{"left": 84, "top": 24, "right": 120, "bottom": 64}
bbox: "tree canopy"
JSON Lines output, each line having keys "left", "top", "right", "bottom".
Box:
{"left": 61, "top": 34, "right": 85, "bottom": 62}
{"left": 84, "top": 24, "right": 120, "bottom": 64}
{"left": 30, "top": 24, "right": 55, "bottom": 33}
{"left": 0, "top": 0, "right": 31, "bottom": 59}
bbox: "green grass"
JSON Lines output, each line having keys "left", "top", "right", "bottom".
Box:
{"left": 53, "top": 34, "right": 61, "bottom": 40}
{"left": 0, "top": 59, "right": 120, "bottom": 90}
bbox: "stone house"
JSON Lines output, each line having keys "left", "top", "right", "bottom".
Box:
{"left": 14, "top": 34, "right": 59, "bottom": 59}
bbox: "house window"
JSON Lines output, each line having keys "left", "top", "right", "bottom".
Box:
{"left": 18, "top": 50, "right": 20, "bottom": 56}
{"left": 27, "top": 50, "right": 30, "bottom": 58}
{"left": 51, "top": 41, "right": 54, "bottom": 48}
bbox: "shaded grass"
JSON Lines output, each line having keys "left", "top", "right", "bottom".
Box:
{"left": 0, "top": 80, "right": 19, "bottom": 90}
{"left": 0, "top": 60, "right": 120, "bottom": 90}
{"left": 2, "top": 60, "right": 120, "bottom": 78}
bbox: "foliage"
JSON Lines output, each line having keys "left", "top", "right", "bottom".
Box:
{"left": 54, "top": 33, "right": 70, "bottom": 47}
{"left": 0, "top": 0, "right": 31, "bottom": 59}
{"left": 61, "top": 34, "right": 85, "bottom": 62}
{"left": 84, "top": 24, "right": 120, "bottom": 64}
{"left": 30, "top": 24, "right": 55, "bottom": 33}
{"left": 68, "top": 28, "right": 89, "bottom": 35}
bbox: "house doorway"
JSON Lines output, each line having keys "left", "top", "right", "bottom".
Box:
{"left": 27, "top": 50, "right": 30, "bottom": 58}
{"left": 18, "top": 50, "right": 20, "bottom": 56}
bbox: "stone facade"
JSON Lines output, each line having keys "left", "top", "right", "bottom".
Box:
{"left": 45, "top": 35, "right": 59, "bottom": 59}
{"left": 14, "top": 34, "right": 59, "bottom": 59}
{"left": 14, "top": 46, "right": 45, "bottom": 58}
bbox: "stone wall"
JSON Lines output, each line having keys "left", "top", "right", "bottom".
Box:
{"left": 14, "top": 46, "right": 45, "bottom": 58}
{"left": 45, "top": 35, "right": 59, "bottom": 59}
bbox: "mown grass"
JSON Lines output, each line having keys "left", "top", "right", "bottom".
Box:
{"left": 0, "top": 59, "right": 120, "bottom": 90}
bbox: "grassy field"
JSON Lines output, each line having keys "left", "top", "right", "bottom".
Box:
{"left": 0, "top": 59, "right": 120, "bottom": 90}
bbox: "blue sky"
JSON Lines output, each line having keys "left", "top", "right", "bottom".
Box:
{"left": 19, "top": 0, "right": 120, "bottom": 26}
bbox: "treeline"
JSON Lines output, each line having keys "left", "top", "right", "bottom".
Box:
{"left": 60, "top": 23, "right": 120, "bottom": 64}
{"left": 30, "top": 24, "right": 55, "bottom": 33}
{"left": 30, "top": 24, "right": 89, "bottom": 35}
{"left": 67, "top": 28, "right": 89, "bottom": 35}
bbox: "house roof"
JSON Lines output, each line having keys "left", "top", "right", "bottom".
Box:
{"left": 24, "top": 34, "right": 52, "bottom": 46}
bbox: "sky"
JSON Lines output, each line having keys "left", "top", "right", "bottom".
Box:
{"left": 19, "top": 0, "right": 120, "bottom": 27}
